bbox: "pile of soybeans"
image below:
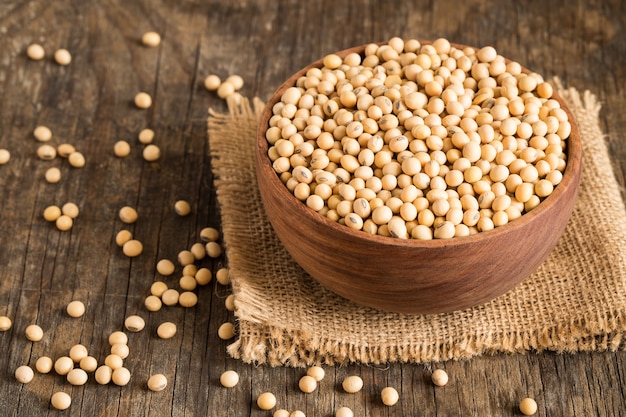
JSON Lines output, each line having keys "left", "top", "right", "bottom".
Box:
{"left": 265, "top": 37, "right": 571, "bottom": 240}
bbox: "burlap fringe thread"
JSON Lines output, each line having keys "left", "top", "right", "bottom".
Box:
{"left": 208, "top": 82, "right": 626, "bottom": 367}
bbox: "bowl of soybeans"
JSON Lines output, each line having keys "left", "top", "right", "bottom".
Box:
{"left": 256, "top": 37, "right": 582, "bottom": 314}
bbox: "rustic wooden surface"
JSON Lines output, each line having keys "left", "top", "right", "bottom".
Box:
{"left": 0, "top": 0, "right": 624, "bottom": 416}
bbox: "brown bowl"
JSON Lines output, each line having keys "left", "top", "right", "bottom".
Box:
{"left": 255, "top": 41, "right": 582, "bottom": 314}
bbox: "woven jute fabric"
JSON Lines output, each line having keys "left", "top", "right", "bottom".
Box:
{"left": 207, "top": 84, "right": 626, "bottom": 367}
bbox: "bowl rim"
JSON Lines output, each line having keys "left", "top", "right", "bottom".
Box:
{"left": 256, "top": 40, "right": 583, "bottom": 250}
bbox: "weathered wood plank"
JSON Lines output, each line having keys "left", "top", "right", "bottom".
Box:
{"left": 0, "top": 0, "right": 625, "bottom": 416}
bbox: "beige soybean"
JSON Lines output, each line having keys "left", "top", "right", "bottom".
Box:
{"left": 54, "top": 356, "right": 74, "bottom": 375}
{"left": 178, "top": 250, "right": 195, "bottom": 266}
{"left": 174, "top": 200, "right": 191, "bottom": 216}
{"left": 145, "top": 295, "right": 163, "bottom": 312}
{"left": 69, "top": 344, "right": 88, "bottom": 362}
{"left": 342, "top": 375, "right": 363, "bottom": 393}
{"left": 108, "top": 331, "right": 128, "bottom": 345}
{"left": 67, "top": 368, "right": 88, "bottom": 385}
{"left": 57, "top": 143, "right": 76, "bottom": 158}
{"left": 37, "top": 144, "right": 56, "bottom": 160}
{"left": 112, "top": 367, "right": 131, "bottom": 386}
{"left": 138, "top": 128, "right": 155, "bottom": 144}
{"left": 119, "top": 206, "right": 138, "bottom": 223}
{"left": 68, "top": 151, "right": 85, "bottom": 167}
{"left": 35, "top": 356, "right": 53, "bottom": 373}
{"left": 431, "top": 369, "right": 449, "bottom": 386}
{"left": 44, "top": 167, "right": 61, "bottom": 184}
{"left": 124, "top": 315, "right": 145, "bottom": 332}
{"left": 95, "top": 365, "right": 113, "bottom": 384}
{"left": 143, "top": 144, "right": 161, "bottom": 161}
{"left": 0, "top": 316, "right": 12, "bottom": 331}
{"left": 195, "top": 267, "right": 212, "bottom": 285}
{"left": 34, "top": 125, "right": 53, "bottom": 142}
{"left": 56, "top": 215, "right": 73, "bottom": 231}
{"left": 224, "top": 294, "right": 236, "bottom": 311}
{"left": 61, "top": 202, "right": 79, "bottom": 218}
{"left": 15, "top": 365, "right": 34, "bottom": 383}
{"left": 381, "top": 386, "right": 399, "bottom": 406}
{"left": 157, "top": 322, "right": 177, "bottom": 339}
{"left": 200, "top": 227, "right": 220, "bottom": 242}
{"left": 148, "top": 374, "right": 168, "bottom": 391}
{"left": 519, "top": 397, "right": 538, "bottom": 416}
{"left": 257, "top": 392, "right": 277, "bottom": 410}
{"left": 111, "top": 343, "right": 130, "bottom": 359}
{"left": 218, "top": 322, "right": 235, "bottom": 340}
{"left": 134, "top": 92, "right": 152, "bottom": 109}
{"left": 115, "top": 230, "right": 133, "bottom": 247}
{"left": 215, "top": 268, "right": 230, "bottom": 285}
{"left": 27, "top": 43, "right": 45, "bottom": 60}
{"left": 204, "top": 74, "right": 221, "bottom": 91}
{"left": 335, "top": 407, "right": 354, "bottom": 417}
{"left": 0, "top": 149, "right": 11, "bottom": 164}
{"left": 182, "top": 264, "right": 198, "bottom": 276}
{"left": 51, "top": 392, "right": 72, "bottom": 410}
{"left": 205, "top": 241, "right": 222, "bottom": 258}
{"left": 219, "top": 370, "right": 239, "bottom": 388}
{"left": 25, "top": 324, "right": 44, "bottom": 341}
{"left": 274, "top": 410, "right": 290, "bottom": 417}
{"left": 156, "top": 259, "right": 175, "bottom": 276}
{"left": 299, "top": 375, "right": 318, "bottom": 393}
{"left": 190, "top": 242, "right": 206, "bottom": 260}
{"left": 307, "top": 366, "right": 325, "bottom": 381}
{"left": 123, "top": 239, "right": 143, "bottom": 257}
{"left": 104, "top": 354, "right": 124, "bottom": 370}
{"left": 54, "top": 49, "right": 72, "bottom": 65}
{"left": 141, "top": 31, "right": 161, "bottom": 47}
{"left": 161, "top": 289, "right": 180, "bottom": 306}
{"left": 114, "top": 140, "right": 131, "bottom": 157}
{"left": 79, "top": 356, "right": 98, "bottom": 372}
{"left": 178, "top": 291, "right": 198, "bottom": 308}
{"left": 66, "top": 300, "right": 85, "bottom": 317}
{"left": 150, "top": 281, "right": 169, "bottom": 297}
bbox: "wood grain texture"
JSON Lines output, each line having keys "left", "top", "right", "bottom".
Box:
{"left": 0, "top": 0, "right": 624, "bottom": 415}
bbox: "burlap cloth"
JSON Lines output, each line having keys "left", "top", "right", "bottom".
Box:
{"left": 207, "top": 83, "right": 626, "bottom": 367}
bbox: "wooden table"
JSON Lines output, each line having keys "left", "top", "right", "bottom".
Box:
{"left": 1, "top": 1, "right": 624, "bottom": 415}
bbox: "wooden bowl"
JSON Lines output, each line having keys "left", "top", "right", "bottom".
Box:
{"left": 255, "top": 42, "right": 582, "bottom": 314}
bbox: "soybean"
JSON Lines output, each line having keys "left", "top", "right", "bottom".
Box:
{"left": 381, "top": 386, "right": 399, "bottom": 406}
{"left": 53, "top": 49, "right": 72, "bottom": 65}
{"left": 124, "top": 315, "right": 145, "bottom": 332}
{"left": 148, "top": 374, "right": 168, "bottom": 391}
{"left": 15, "top": 365, "right": 34, "bottom": 383}
{"left": 519, "top": 397, "right": 538, "bottom": 416}
{"left": 220, "top": 370, "right": 239, "bottom": 388}
{"left": 25, "top": 324, "right": 44, "bottom": 342}
{"left": 0, "top": 149, "right": 10, "bottom": 164}
{"left": 141, "top": 31, "right": 161, "bottom": 47}
{"left": 156, "top": 322, "right": 177, "bottom": 339}
{"left": 27, "top": 43, "right": 45, "bottom": 60}
{"left": 257, "top": 392, "right": 277, "bottom": 410}
{"left": 431, "top": 369, "right": 449, "bottom": 386}
{"left": 0, "top": 315, "right": 13, "bottom": 331}
{"left": 35, "top": 356, "right": 53, "bottom": 373}
{"left": 342, "top": 375, "right": 363, "bottom": 393}
{"left": 134, "top": 92, "right": 152, "bottom": 109}
{"left": 51, "top": 392, "right": 72, "bottom": 410}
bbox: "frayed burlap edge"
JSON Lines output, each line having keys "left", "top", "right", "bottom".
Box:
{"left": 208, "top": 83, "right": 626, "bottom": 367}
